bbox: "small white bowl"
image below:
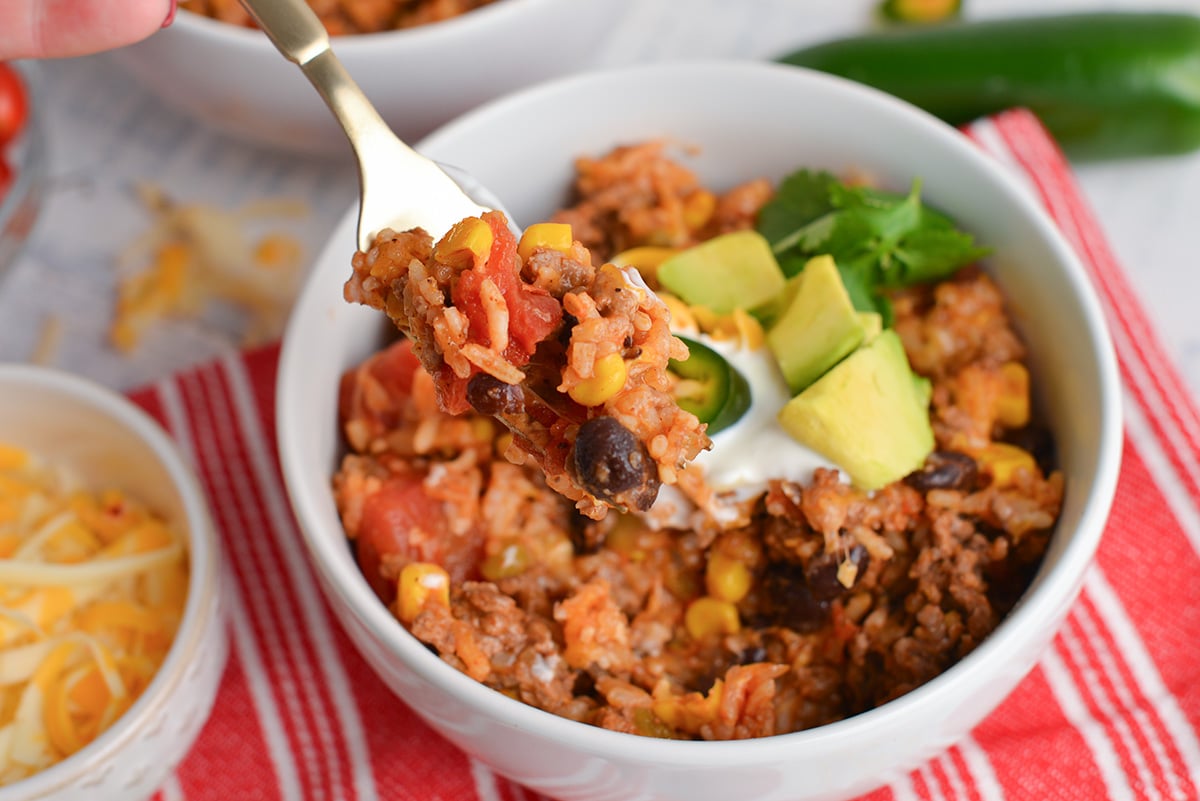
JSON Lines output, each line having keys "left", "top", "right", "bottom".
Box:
{"left": 109, "top": 0, "right": 631, "bottom": 156}
{"left": 0, "top": 365, "right": 227, "bottom": 801}
{"left": 277, "top": 61, "right": 1122, "bottom": 801}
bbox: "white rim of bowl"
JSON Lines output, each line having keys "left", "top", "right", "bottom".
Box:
{"left": 279, "top": 59, "right": 1123, "bottom": 768}
{"left": 173, "top": 0, "right": 576, "bottom": 52}
{"left": 0, "top": 365, "right": 221, "bottom": 798}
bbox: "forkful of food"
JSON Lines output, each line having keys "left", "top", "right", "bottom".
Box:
{"left": 238, "top": 0, "right": 711, "bottom": 518}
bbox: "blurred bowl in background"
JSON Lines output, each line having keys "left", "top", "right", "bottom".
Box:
{"left": 0, "top": 365, "right": 228, "bottom": 801}
{"left": 0, "top": 61, "right": 47, "bottom": 285}
{"left": 109, "top": 0, "right": 632, "bottom": 157}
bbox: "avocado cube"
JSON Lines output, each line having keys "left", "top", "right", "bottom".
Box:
{"left": 858, "top": 311, "right": 884, "bottom": 342}
{"left": 656, "top": 230, "right": 786, "bottom": 314}
{"left": 766, "top": 255, "right": 866, "bottom": 394}
{"left": 777, "top": 330, "right": 934, "bottom": 490}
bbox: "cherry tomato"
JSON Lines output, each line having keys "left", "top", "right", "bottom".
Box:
{"left": 0, "top": 160, "right": 12, "bottom": 199}
{"left": 0, "top": 63, "right": 28, "bottom": 146}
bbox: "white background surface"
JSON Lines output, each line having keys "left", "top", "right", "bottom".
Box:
{"left": 1, "top": 0, "right": 1199, "bottom": 400}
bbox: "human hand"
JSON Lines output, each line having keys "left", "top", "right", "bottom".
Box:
{"left": 1, "top": 0, "right": 176, "bottom": 60}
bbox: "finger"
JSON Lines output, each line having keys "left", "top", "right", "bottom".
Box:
{"left": 0, "top": 0, "right": 175, "bottom": 60}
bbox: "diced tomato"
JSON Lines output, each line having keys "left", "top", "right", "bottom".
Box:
{"left": 0, "top": 64, "right": 27, "bottom": 146}
{"left": 355, "top": 474, "right": 483, "bottom": 603}
{"left": 338, "top": 339, "right": 423, "bottom": 439}
{"left": 446, "top": 212, "right": 564, "bottom": 414}
{"left": 482, "top": 212, "right": 562, "bottom": 354}
{"left": 452, "top": 268, "right": 489, "bottom": 346}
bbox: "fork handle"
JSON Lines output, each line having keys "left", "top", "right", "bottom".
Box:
{"left": 238, "top": 0, "right": 409, "bottom": 155}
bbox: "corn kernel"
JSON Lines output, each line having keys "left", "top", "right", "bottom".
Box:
{"left": 995, "top": 362, "right": 1031, "bottom": 428}
{"left": 568, "top": 353, "right": 628, "bottom": 407}
{"left": 434, "top": 217, "right": 494, "bottom": 269}
{"left": 977, "top": 442, "right": 1037, "bottom": 488}
{"left": 471, "top": 417, "right": 495, "bottom": 443}
{"left": 685, "top": 596, "right": 740, "bottom": 639}
{"left": 652, "top": 678, "right": 724, "bottom": 732}
{"left": 517, "top": 223, "right": 573, "bottom": 262}
{"left": 606, "top": 514, "right": 646, "bottom": 560}
{"left": 633, "top": 706, "right": 675, "bottom": 738}
{"left": 705, "top": 553, "right": 752, "bottom": 603}
{"left": 480, "top": 543, "right": 530, "bottom": 581}
{"left": 682, "top": 190, "right": 716, "bottom": 231}
{"left": 611, "top": 246, "right": 680, "bottom": 284}
{"left": 397, "top": 562, "right": 450, "bottom": 623}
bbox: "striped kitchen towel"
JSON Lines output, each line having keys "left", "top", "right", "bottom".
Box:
{"left": 130, "top": 109, "right": 1200, "bottom": 801}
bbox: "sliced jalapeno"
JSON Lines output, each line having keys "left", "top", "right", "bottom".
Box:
{"left": 669, "top": 337, "right": 751, "bottom": 436}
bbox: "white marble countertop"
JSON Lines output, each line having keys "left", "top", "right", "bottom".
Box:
{"left": 1, "top": 0, "right": 1198, "bottom": 403}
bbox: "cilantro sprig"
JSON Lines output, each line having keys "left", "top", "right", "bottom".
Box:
{"left": 755, "top": 169, "right": 990, "bottom": 322}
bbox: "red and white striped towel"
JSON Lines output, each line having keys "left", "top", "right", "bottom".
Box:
{"left": 128, "top": 110, "right": 1200, "bottom": 801}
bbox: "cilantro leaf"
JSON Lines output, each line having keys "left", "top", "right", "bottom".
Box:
{"left": 756, "top": 170, "right": 838, "bottom": 249}
{"left": 889, "top": 228, "right": 991, "bottom": 286}
{"left": 756, "top": 168, "right": 990, "bottom": 318}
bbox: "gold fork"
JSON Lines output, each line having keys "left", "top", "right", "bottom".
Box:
{"left": 238, "top": 0, "right": 497, "bottom": 250}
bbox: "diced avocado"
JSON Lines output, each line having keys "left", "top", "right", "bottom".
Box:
{"left": 656, "top": 230, "right": 786, "bottom": 314}
{"left": 912, "top": 374, "right": 932, "bottom": 410}
{"left": 766, "top": 255, "right": 866, "bottom": 394}
{"left": 858, "top": 311, "right": 884, "bottom": 342}
{"left": 777, "top": 330, "right": 934, "bottom": 490}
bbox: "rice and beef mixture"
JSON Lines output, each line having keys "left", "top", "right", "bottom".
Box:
{"left": 345, "top": 209, "right": 709, "bottom": 519}
{"left": 332, "top": 143, "right": 1064, "bottom": 740}
{"left": 183, "top": 0, "right": 499, "bottom": 34}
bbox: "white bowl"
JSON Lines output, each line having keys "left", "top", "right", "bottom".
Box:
{"left": 109, "top": 0, "right": 631, "bottom": 156}
{"left": 0, "top": 365, "right": 228, "bottom": 801}
{"left": 276, "top": 61, "right": 1123, "bottom": 801}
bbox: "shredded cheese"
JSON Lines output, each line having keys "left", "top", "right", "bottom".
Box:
{"left": 0, "top": 444, "right": 189, "bottom": 785}
{"left": 110, "top": 184, "right": 308, "bottom": 353}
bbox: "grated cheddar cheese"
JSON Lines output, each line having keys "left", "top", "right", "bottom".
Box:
{"left": 0, "top": 443, "right": 189, "bottom": 785}
{"left": 110, "top": 185, "right": 308, "bottom": 354}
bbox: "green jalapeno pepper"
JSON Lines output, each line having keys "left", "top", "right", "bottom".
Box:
{"left": 778, "top": 12, "right": 1200, "bottom": 160}
{"left": 669, "top": 337, "right": 752, "bottom": 436}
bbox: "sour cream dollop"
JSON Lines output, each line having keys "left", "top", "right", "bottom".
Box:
{"left": 647, "top": 334, "right": 838, "bottom": 529}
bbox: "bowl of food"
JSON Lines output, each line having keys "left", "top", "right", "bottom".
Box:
{"left": 0, "top": 365, "right": 227, "bottom": 800}
{"left": 108, "top": 0, "right": 632, "bottom": 156}
{"left": 0, "top": 61, "right": 46, "bottom": 285}
{"left": 275, "top": 60, "right": 1122, "bottom": 801}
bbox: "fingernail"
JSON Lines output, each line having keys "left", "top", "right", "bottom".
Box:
{"left": 162, "top": 0, "right": 178, "bottom": 28}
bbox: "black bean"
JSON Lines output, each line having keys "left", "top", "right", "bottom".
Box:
{"left": 571, "top": 416, "right": 660, "bottom": 510}
{"left": 572, "top": 670, "right": 596, "bottom": 696}
{"left": 904, "top": 450, "right": 978, "bottom": 492}
{"left": 557, "top": 312, "right": 579, "bottom": 348}
{"left": 805, "top": 544, "right": 869, "bottom": 602}
{"left": 466, "top": 373, "right": 524, "bottom": 417}
{"left": 737, "top": 645, "right": 768, "bottom": 665}
{"left": 755, "top": 562, "right": 830, "bottom": 632}
{"left": 568, "top": 509, "right": 611, "bottom": 554}
{"left": 1006, "top": 424, "right": 1057, "bottom": 473}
